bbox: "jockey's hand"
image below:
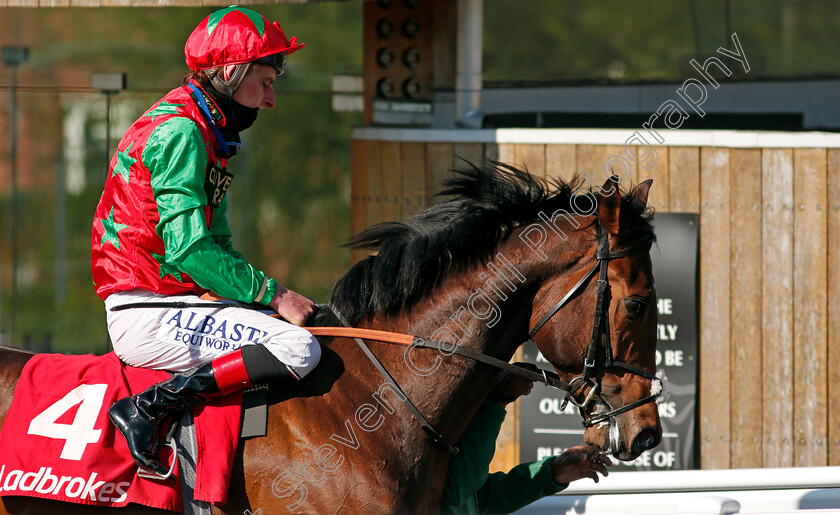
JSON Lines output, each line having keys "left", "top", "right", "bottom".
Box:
{"left": 269, "top": 286, "right": 315, "bottom": 326}
{"left": 550, "top": 445, "right": 612, "bottom": 485}
{"left": 487, "top": 363, "right": 537, "bottom": 406}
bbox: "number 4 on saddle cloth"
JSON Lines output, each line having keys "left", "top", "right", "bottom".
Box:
{"left": 0, "top": 352, "right": 243, "bottom": 511}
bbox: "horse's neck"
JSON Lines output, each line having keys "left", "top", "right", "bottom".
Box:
{"left": 364, "top": 257, "right": 536, "bottom": 446}
{"left": 362, "top": 219, "right": 591, "bottom": 450}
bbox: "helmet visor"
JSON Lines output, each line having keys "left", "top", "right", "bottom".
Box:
{"left": 255, "top": 52, "right": 287, "bottom": 76}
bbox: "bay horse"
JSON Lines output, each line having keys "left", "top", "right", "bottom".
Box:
{"left": 0, "top": 162, "right": 661, "bottom": 514}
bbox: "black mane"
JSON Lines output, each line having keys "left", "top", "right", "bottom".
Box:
{"left": 315, "top": 161, "right": 654, "bottom": 326}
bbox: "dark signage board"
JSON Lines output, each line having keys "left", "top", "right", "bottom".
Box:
{"left": 519, "top": 213, "right": 698, "bottom": 471}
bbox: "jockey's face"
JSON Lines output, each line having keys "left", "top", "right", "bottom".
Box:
{"left": 232, "top": 63, "right": 276, "bottom": 110}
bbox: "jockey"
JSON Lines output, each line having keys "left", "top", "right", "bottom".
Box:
{"left": 90, "top": 6, "right": 321, "bottom": 476}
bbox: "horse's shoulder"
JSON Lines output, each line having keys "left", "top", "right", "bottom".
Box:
{"left": 0, "top": 345, "right": 35, "bottom": 381}
{"left": 266, "top": 342, "right": 346, "bottom": 405}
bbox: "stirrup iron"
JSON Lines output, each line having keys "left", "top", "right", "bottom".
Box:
{"left": 136, "top": 425, "right": 179, "bottom": 481}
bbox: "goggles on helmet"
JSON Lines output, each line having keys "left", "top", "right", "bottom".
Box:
{"left": 254, "top": 52, "right": 287, "bottom": 76}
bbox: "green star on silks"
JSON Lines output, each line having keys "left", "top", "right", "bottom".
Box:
{"left": 112, "top": 142, "right": 136, "bottom": 184}
{"left": 144, "top": 101, "right": 184, "bottom": 121}
{"left": 152, "top": 253, "right": 183, "bottom": 282}
{"left": 100, "top": 207, "right": 129, "bottom": 250}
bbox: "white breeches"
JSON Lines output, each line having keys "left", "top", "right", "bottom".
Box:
{"left": 104, "top": 289, "right": 321, "bottom": 378}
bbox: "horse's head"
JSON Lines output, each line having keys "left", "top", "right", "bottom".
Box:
{"left": 332, "top": 162, "right": 661, "bottom": 461}
{"left": 526, "top": 176, "right": 660, "bottom": 461}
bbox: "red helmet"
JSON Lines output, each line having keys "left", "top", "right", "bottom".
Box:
{"left": 185, "top": 6, "right": 304, "bottom": 72}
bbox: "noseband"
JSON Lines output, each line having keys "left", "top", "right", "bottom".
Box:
{"left": 527, "top": 221, "right": 662, "bottom": 428}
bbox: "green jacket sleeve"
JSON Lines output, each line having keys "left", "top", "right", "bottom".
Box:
{"left": 473, "top": 456, "right": 567, "bottom": 514}
{"left": 441, "top": 402, "right": 507, "bottom": 511}
{"left": 440, "top": 402, "right": 568, "bottom": 515}
{"left": 144, "top": 117, "right": 277, "bottom": 305}
{"left": 209, "top": 196, "right": 244, "bottom": 261}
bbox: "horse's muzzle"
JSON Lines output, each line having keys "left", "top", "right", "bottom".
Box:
{"left": 631, "top": 427, "right": 661, "bottom": 456}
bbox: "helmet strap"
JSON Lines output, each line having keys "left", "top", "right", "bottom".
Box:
{"left": 187, "top": 82, "right": 241, "bottom": 159}
{"left": 199, "top": 72, "right": 260, "bottom": 136}
{"left": 209, "top": 63, "right": 251, "bottom": 100}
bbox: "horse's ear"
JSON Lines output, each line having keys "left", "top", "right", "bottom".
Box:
{"left": 630, "top": 179, "right": 653, "bottom": 209}
{"left": 598, "top": 175, "right": 621, "bottom": 234}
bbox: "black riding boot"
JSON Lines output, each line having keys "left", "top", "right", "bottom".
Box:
{"left": 108, "top": 349, "right": 254, "bottom": 475}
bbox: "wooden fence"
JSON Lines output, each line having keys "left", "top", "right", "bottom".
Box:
{"left": 350, "top": 127, "right": 840, "bottom": 471}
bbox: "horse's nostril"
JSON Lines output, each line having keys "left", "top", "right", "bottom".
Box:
{"left": 631, "top": 429, "right": 661, "bottom": 455}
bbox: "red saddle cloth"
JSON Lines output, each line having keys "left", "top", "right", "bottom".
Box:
{"left": 0, "top": 352, "right": 242, "bottom": 511}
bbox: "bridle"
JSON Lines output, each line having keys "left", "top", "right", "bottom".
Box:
{"left": 525, "top": 221, "right": 662, "bottom": 429}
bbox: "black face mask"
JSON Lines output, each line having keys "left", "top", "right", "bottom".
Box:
{"left": 203, "top": 84, "right": 258, "bottom": 134}
{"left": 228, "top": 100, "right": 259, "bottom": 133}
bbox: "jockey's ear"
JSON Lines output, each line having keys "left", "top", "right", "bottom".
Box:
{"left": 630, "top": 179, "right": 653, "bottom": 209}
{"left": 597, "top": 175, "right": 621, "bottom": 234}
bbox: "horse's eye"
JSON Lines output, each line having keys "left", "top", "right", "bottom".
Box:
{"left": 625, "top": 298, "right": 645, "bottom": 314}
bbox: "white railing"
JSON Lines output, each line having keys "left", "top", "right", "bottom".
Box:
{"left": 512, "top": 466, "right": 840, "bottom": 514}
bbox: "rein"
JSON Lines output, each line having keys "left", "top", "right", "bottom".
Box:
{"left": 303, "top": 327, "right": 572, "bottom": 391}
{"left": 303, "top": 314, "right": 572, "bottom": 456}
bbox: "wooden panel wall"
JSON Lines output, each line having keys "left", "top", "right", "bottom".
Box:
{"left": 699, "top": 147, "right": 731, "bottom": 469}
{"left": 761, "top": 149, "right": 794, "bottom": 468}
{"left": 730, "top": 149, "right": 763, "bottom": 468}
{"left": 793, "top": 149, "right": 827, "bottom": 467}
{"left": 351, "top": 139, "right": 837, "bottom": 471}
{"left": 828, "top": 150, "right": 840, "bottom": 466}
